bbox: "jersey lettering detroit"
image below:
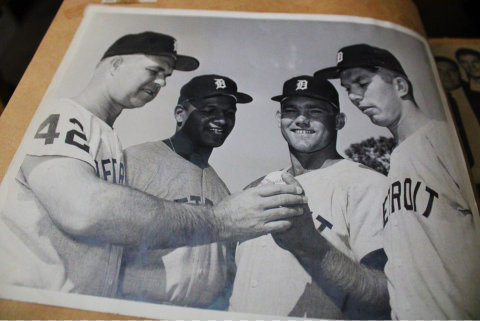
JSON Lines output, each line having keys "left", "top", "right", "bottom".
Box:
{"left": 383, "top": 178, "right": 443, "bottom": 225}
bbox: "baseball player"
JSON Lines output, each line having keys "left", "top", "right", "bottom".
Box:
{"left": 455, "top": 48, "right": 480, "bottom": 119}
{"left": 0, "top": 32, "right": 306, "bottom": 296}
{"left": 117, "top": 74, "right": 252, "bottom": 309}
{"left": 315, "top": 44, "right": 480, "bottom": 319}
{"left": 229, "top": 76, "right": 390, "bottom": 319}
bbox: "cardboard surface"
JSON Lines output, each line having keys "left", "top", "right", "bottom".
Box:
{"left": 0, "top": 0, "right": 423, "bottom": 318}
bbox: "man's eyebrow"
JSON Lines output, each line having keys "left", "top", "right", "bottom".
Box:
{"left": 341, "top": 74, "right": 368, "bottom": 86}
{"left": 340, "top": 78, "right": 351, "bottom": 87}
{"left": 147, "top": 65, "right": 172, "bottom": 73}
{"left": 307, "top": 104, "right": 330, "bottom": 109}
{"left": 280, "top": 104, "right": 298, "bottom": 109}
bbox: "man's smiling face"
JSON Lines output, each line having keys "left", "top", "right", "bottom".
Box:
{"left": 181, "top": 95, "right": 237, "bottom": 148}
{"left": 279, "top": 96, "right": 339, "bottom": 153}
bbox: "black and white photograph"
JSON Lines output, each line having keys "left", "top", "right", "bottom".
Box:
{"left": 0, "top": 5, "right": 479, "bottom": 320}
{"left": 432, "top": 43, "right": 480, "bottom": 193}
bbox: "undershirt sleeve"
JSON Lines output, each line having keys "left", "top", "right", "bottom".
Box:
{"left": 347, "top": 170, "right": 389, "bottom": 262}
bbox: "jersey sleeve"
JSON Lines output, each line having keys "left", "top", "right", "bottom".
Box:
{"left": 347, "top": 168, "right": 388, "bottom": 262}
{"left": 427, "top": 121, "right": 474, "bottom": 213}
{"left": 26, "top": 100, "right": 95, "bottom": 168}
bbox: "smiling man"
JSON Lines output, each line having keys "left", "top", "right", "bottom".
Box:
{"left": 0, "top": 33, "right": 306, "bottom": 297}
{"left": 229, "top": 75, "right": 390, "bottom": 319}
{"left": 117, "top": 74, "right": 252, "bottom": 308}
{"left": 315, "top": 43, "right": 480, "bottom": 319}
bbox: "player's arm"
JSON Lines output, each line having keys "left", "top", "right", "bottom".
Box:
{"left": 273, "top": 217, "right": 390, "bottom": 318}
{"left": 272, "top": 174, "right": 390, "bottom": 318}
{"left": 22, "top": 155, "right": 306, "bottom": 248}
{"left": 278, "top": 232, "right": 389, "bottom": 318}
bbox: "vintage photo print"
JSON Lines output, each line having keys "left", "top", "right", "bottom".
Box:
{"left": 0, "top": 5, "right": 478, "bottom": 320}
{"left": 431, "top": 42, "right": 480, "bottom": 191}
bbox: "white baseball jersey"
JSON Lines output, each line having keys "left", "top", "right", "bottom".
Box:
{"left": 229, "top": 159, "right": 388, "bottom": 318}
{"left": 0, "top": 98, "right": 125, "bottom": 296}
{"left": 383, "top": 120, "right": 480, "bottom": 319}
{"left": 118, "top": 141, "right": 231, "bottom": 308}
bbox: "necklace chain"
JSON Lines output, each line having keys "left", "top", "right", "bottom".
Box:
{"left": 168, "top": 137, "right": 176, "bottom": 153}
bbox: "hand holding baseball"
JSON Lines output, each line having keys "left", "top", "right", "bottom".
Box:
{"left": 272, "top": 172, "right": 327, "bottom": 255}
{"left": 213, "top": 172, "right": 308, "bottom": 242}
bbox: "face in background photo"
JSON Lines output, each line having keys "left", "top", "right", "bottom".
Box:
{"left": 435, "top": 57, "right": 462, "bottom": 92}
{"left": 456, "top": 48, "right": 480, "bottom": 80}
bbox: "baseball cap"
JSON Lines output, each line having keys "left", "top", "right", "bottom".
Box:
{"left": 314, "top": 44, "right": 406, "bottom": 79}
{"left": 178, "top": 74, "right": 253, "bottom": 104}
{"left": 271, "top": 75, "right": 339, "bottom": 110}
{"left": 102, "top": 31, "right": 199, "bottom": 71}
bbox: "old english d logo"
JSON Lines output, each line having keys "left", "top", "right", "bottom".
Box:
{"left": 214, "top": 78, "right": 227, "bottom": 90}
{"left": 296, "top": 79, "right": 308, "bottom": 91}
{"left": 337, "top": 51, "right": 343, "bottom": 63}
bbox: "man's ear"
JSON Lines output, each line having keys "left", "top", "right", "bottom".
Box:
{"left": 393, "top": 77, "right": 409, "bottom": 98}
{"left": 175, "top": 104, "right": 189, "bottom": 128}
{"left": 109, "top": 56, "right": 123, "bottom": 75}
{"left": 275, "top": 110, "right": 282, "bottom": 128}
{"left": 335, "top": 112, "right": 346, "bottom": 130}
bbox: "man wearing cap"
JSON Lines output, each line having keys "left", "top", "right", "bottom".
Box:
{"left": 455, "top": 48, "right": 480, "bottom": 122}
{"left": 229, "top": 75, "right": 390, "bottom": 319}
{"left": 0, "top": 33, "right": 305, "bottom": 297}
{"left": 315, "top": 44, "right": 480, "bottom": 319}
{"left": 117, "top": 74, "right": 254, "bottom": 308}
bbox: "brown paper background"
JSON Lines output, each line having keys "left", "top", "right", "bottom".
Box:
{"left": 430, "top": 38, "right": 480, "bottom": 49}
{"left": 0, "top": 0, "right": 423, "bottom": 318}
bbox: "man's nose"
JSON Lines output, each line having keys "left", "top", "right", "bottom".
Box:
{"left": 295, "top": 114, "right": 310, "bottom": 126}
{"left": 153, "top": 74, "right": 167, "bottom": 87}
{"left": 348, "top": 91, "right": 363, "bottom": 105}
{"left": 212, "top": 112, "right": 228, "bottom": 125}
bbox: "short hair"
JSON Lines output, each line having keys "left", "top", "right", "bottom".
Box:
{"left": 375, "top": 67, "right": 416, "bottom": 103}
{"left": 455, "top": 48, "right": 480, "bottom": 61}
{"left": 435, "top": 56, "right": 459, "bottom": 70}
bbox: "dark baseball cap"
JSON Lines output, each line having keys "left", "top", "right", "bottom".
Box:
{"left": 178, "top": 74, "right": 253, "bottom": 104}
{"left": 102, "top": 31, "right": 199, "bottom": 71}
{"left": 314, "top": 44, "right": 406, "bottom": 79}
{"left": 271, "top": 75, "right": 339, "bottom": 110}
